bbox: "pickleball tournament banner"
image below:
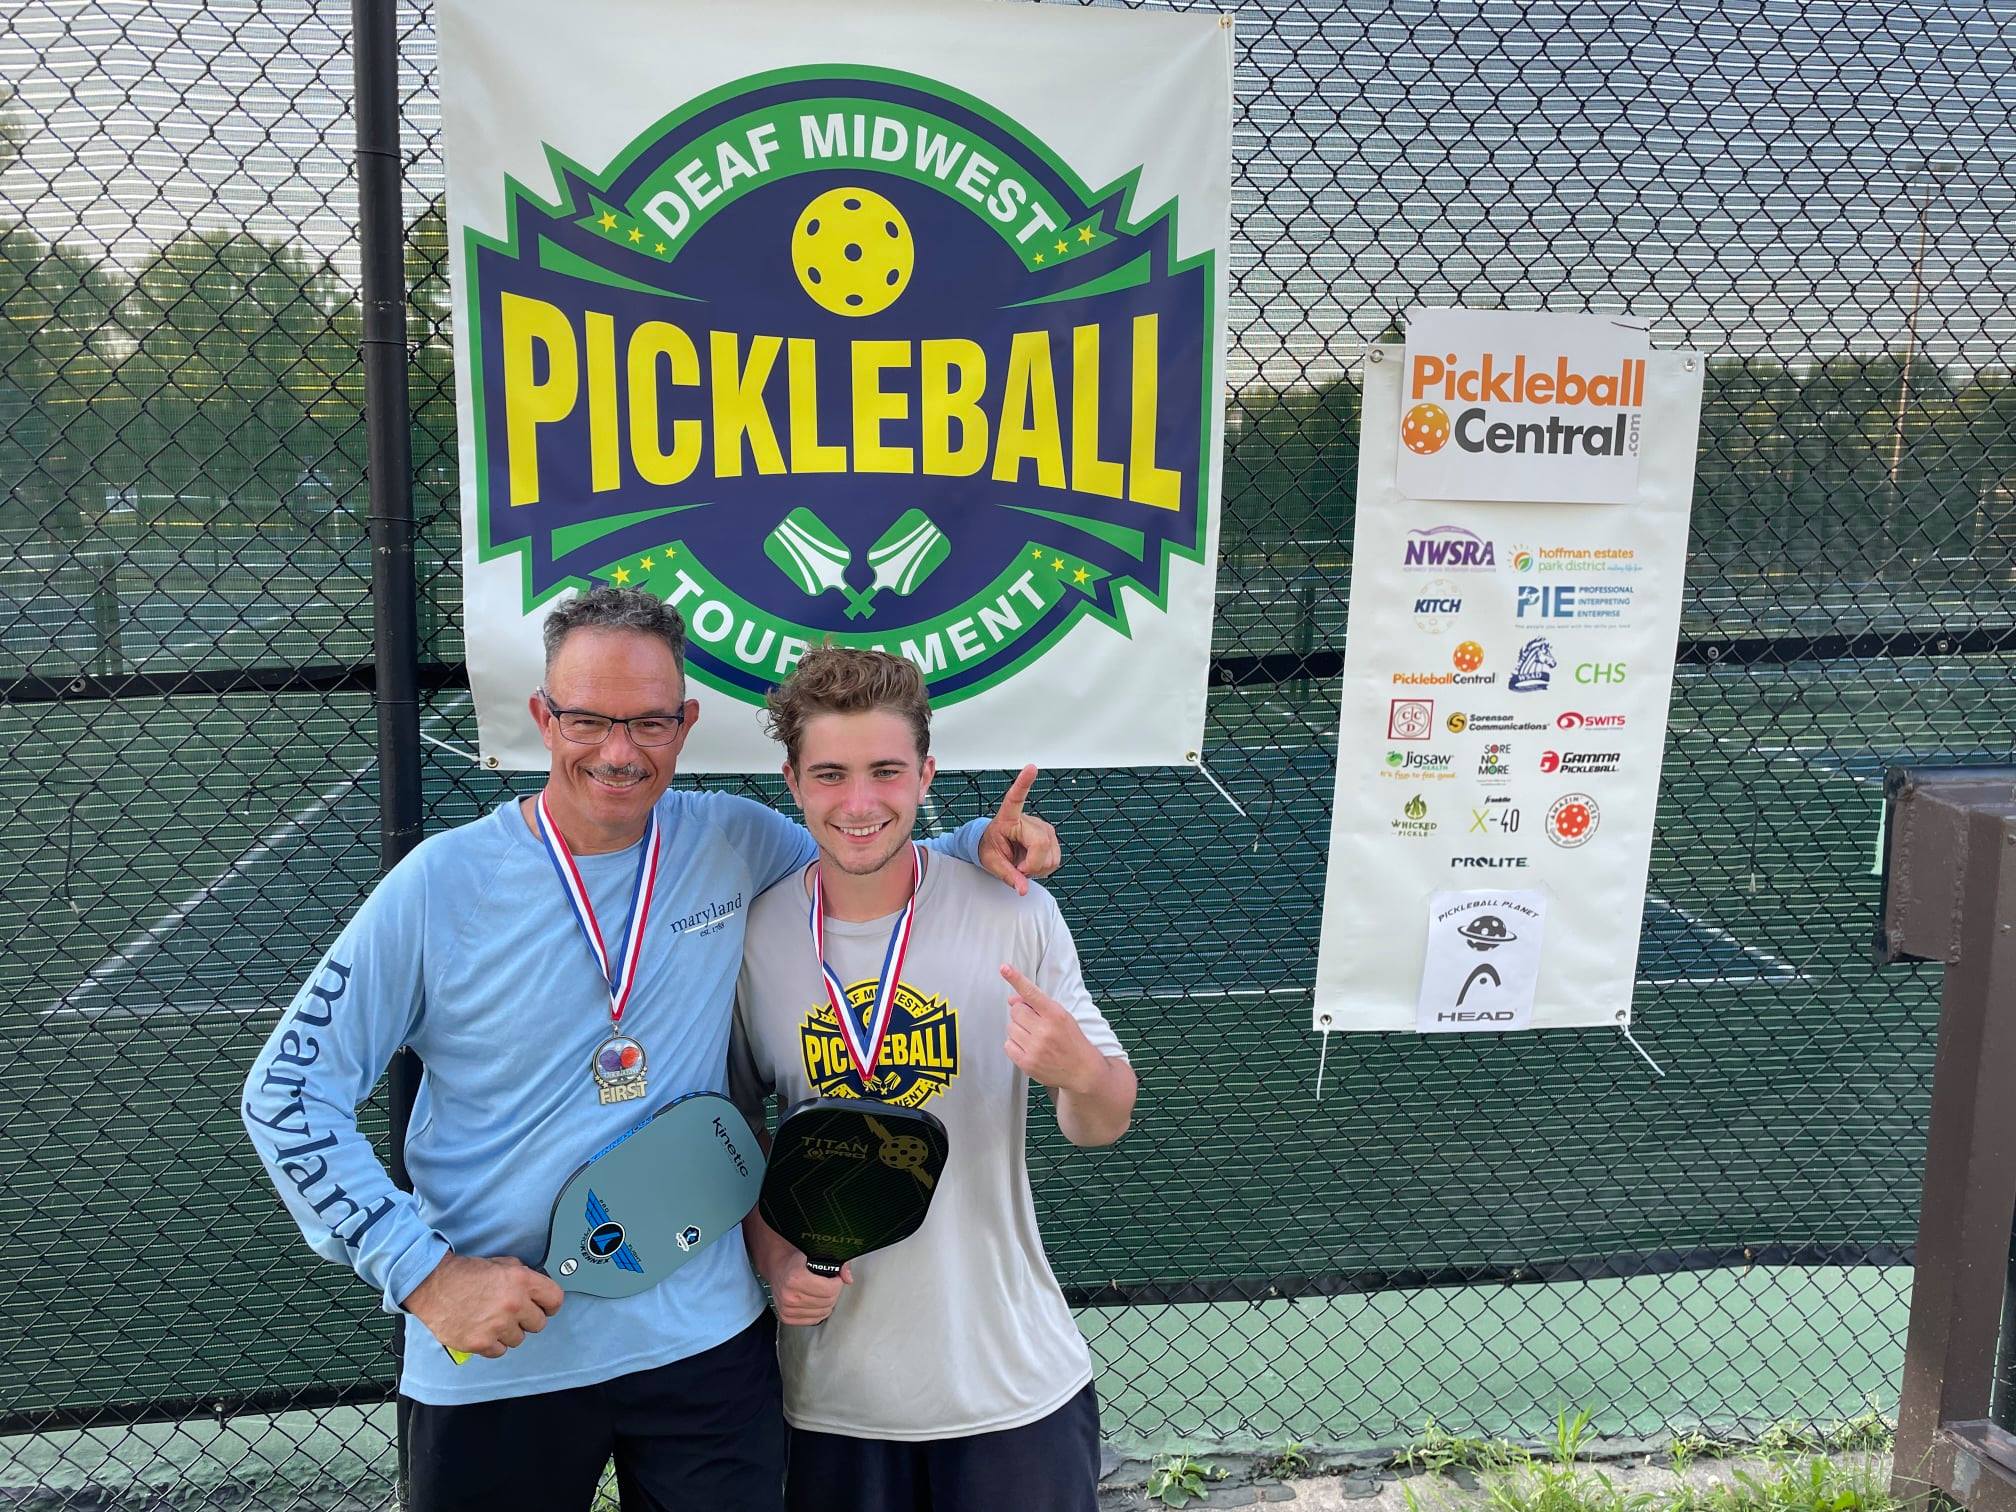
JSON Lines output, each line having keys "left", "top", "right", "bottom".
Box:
{"left": 1314, "top": 312, "right": 1704, "bottom": 1034}
{"left": 440, "top": 0, "right": 1233, "bottom": 771}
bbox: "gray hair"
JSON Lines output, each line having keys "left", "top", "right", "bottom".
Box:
{"left": 542, "top": 585, "right": 688, "bottom": 670}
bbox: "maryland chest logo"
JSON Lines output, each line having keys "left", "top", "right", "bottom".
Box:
{"left": 465, "top": 66, "right": 1214, "bottom": 706}
{"left": 801, "top": 980, "right": 958, "bottom": 1108}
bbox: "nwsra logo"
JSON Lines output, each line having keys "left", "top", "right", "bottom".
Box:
{"left": 466, "top": 67, "right": 1215, "bottom": 708}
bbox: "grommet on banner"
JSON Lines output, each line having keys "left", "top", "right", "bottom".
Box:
{"left": 1184, "top": 751, "right": 1250, "bottom": 820}
{"left": 1314, "top": 1012, "right": 1334, "bottom": 1101}
{"left": 1618, "top": 1020, "right": 1666, "bottom": 1077}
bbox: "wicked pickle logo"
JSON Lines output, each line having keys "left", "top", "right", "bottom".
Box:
{"left": 800, "top": 978, "right": 959, "bottom": 1109}
{"left": 466, "top": 67, "right": 1215, "bottom": 707}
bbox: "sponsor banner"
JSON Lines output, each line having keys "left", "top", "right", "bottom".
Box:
{"left": 442, "top": 0, "right": 1233, "bottom": 770}
{"left": 1314, "top": 330, "right": 1703, "bottom": 1033}
{"left": 1397, "top": 308, "right": 1651, "bottom": 505}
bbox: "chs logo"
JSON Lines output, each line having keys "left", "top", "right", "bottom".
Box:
{"left": 464, "top": 68, "right": 1214, "bottom": 708}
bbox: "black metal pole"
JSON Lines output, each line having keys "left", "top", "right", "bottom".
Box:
{"left": 352, "top": 1, "right": 422, "bottom": 1501}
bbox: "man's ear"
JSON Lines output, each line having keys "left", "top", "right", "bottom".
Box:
{"left": 781, "top": 759, "right": 803, "bottom": 809}
{"left": 918, "top": 754, "right": 937, "bottom": 799}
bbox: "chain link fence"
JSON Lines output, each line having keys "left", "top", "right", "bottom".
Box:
{"left": 3, "top": 0, "right": 2013, "bottom": 1504}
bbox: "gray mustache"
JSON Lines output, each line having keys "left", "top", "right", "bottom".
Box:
{"left": 587, "top": 764, "right": 648, "bottom": 783}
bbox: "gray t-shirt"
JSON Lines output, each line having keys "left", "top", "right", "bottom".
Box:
{"left": 730, "top": 853, "right": 1126, "bottom": 1441}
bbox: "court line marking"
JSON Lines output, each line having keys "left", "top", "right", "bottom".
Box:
{"left": 42, "top": 693, "right": 471, "bottom": 1022}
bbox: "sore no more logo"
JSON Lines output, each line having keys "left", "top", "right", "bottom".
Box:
{"left": 467, "top": 66, "right": 1213, "bottom": 706}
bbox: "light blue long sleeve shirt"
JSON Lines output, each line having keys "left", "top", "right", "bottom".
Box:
{"left": 242, "top": 791, "right": 984, "bottom": 1405}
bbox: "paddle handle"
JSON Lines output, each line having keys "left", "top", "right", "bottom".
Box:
{"left": 806, "top": 1258, "right": 843, "bottom": 1278}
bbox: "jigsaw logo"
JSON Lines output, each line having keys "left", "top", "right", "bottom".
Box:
{"left": 465, "top": 68, "right": 1215, "bottom": 707}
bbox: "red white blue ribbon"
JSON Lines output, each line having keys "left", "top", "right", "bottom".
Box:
{"left": 535, "top": 791, "right": 662, "bottom": 1027}
{"left": 808, "top": 843, "right": 920, "bottom": 1086}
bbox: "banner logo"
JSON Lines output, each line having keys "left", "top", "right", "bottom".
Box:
{"left": 466, "top": 67, "right": 1215, "bottom": 706}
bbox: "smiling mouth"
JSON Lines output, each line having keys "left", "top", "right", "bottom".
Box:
{"left": 586, "top": 766, "right": 648, "bottom": 790}
{"left": 835, "top": 820, "right": 889, "bottom": 839}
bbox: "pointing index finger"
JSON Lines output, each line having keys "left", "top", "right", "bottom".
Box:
{"left": 996, "top": 764, "right": 1038, "bottom": 821}
{"left": 999, "top": 963, "right": 1040, "bottom": 999}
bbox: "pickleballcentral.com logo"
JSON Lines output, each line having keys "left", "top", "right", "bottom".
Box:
{"left": 799, "top": 979, "right": 959, "bottom": 1108}
{"left": 467, "top": 66, "right": 1214, "bottom": 705}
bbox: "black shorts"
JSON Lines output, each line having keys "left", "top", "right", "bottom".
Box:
{"left": 784, "top": 1382, "right": 1100, "bottom": 1512}
{"left": 400, "top": 1313, "right": 786, "bottom": 1512}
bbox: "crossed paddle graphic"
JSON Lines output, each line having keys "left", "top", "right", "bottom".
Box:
{"left": 764, "top": 507, "right": 950, "bottom": 620}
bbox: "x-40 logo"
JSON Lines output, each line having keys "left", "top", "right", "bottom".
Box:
{"left": 466, "top": 66, "right": 1215, "bottom": 705}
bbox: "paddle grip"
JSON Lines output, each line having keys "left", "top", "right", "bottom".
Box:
{"left": 806, "top": 1258, "right": 843, "bottom": 1278}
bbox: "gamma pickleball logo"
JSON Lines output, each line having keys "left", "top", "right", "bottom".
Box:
{"left": 466, "top": 66, "right": 1215, "bottom": 705}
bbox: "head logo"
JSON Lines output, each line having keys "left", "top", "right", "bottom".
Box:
{"left": 800, "top": 981, "right": 958, "bottom": 1107}
{"left": 1546, "top": 793, "right": 1601, "bottom": 847}
{"left": 1401, "top": 402, "right": 1451, "bottom": 455}
{"left": 464, "top": 68, "right": 1214, "bottom": 708}
{"left": 1508, "top": 637, "right": 1555, "bottom": 692}
{"left": 1452, "top": 640, "right": 1484, "bottom": 673}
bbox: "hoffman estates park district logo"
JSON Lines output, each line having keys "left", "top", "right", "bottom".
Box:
{"left": 466, "top": 66, "right": 1215, "bottom": 705}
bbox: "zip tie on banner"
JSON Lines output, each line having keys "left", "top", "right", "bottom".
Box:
{"left": 1185, "top": 751, "right": 1250, "bottom": 820}
{"left": 1314, "top": 1013, "right": 1333, "bottom": 1101}
{"left": 420, "top": 731, "right": 482, "bottom": 765}
{"left": 1618, "top": 1021, "right": 1666, "bottom": 1078}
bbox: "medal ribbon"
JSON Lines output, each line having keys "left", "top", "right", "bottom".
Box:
{"left": 808, "top": 843, "right": 921, "bottom": 1086}
{"left": 535, "top": 791, "right": 662, "bottom": 1027}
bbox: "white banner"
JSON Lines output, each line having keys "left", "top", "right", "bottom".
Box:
{"left": 439, "top": 0, "right": 1232, "bottom": 771}
{"left": 1314, "top": 321, "right": 1704, "bottom": 1034}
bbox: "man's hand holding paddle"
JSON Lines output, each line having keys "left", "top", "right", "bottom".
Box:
{"left": 404, "top": 1254, "right": 563, "bottom": 1361}
{"left": 749, "top": 1229, "right": 854, "bottom": 1327}
{"left": 978, "top": 766, "right": 1059, "bottom": 894}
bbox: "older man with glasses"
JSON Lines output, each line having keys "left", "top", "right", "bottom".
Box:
{"left": 241, "top": 586, "right": 1058, "bottom": 1512}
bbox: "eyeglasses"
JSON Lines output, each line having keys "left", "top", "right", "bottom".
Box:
{"left": 539, "top": 691, "right": 687, "bottom": 748}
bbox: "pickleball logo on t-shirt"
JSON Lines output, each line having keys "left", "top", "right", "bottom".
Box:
{"left": 465, "top": 66, "right": 1214, "bottom": 708}
{"left": 800, "top": 979, "right": 958, "bottom": 1107}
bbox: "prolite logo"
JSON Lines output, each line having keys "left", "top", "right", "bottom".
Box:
{"left": 1403, "top": 525, "right": 1495, "bottom": 570}
{"left": 1556, "top": 710, "right": 1626, "bottom": 730}
{"left": 1451, "top": 855, "right": 1530, "bottom": 870}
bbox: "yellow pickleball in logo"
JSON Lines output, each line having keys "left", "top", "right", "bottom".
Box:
{"left": 792, "top": 188, "right": 914, "bottom": 317}
{"left": 1401, "top": 402, "right": 1451, "bottom": 455}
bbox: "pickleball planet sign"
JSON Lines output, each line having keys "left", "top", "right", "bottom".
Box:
{"left": 462, "top": 60, "right": 1220, "bottom": 721}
